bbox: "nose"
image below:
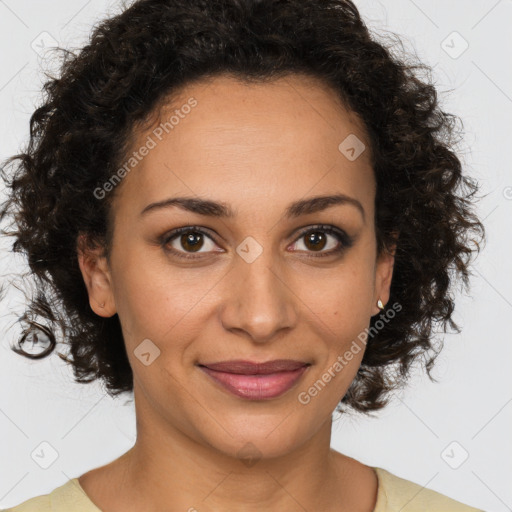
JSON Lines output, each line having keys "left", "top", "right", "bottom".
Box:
{"left": 219, "top": 249, "right": 297, "bottom": 344}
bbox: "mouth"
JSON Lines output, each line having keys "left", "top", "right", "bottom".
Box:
{"left": 197, "top": 359, "right": 311, "bottom": 400}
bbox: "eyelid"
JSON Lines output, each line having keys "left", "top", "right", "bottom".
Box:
{"left": 289, "top": 224, "right": 354, "bottom": 256}
{"left": 160, "top": 225, "right": 219, "bottom": 245}
{"left": 159, "top": 223, "right": 354, "bottom": 259}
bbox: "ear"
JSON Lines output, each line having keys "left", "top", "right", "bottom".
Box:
{"left": 372, "top": 232, "right": 398, "bottom": 316}
{"left": 77, "top": 233, "right": 116, "bottom": 317}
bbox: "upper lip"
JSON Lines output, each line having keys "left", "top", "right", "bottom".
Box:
{"left": 198, "top": 359, "right": 310, "bottom": 375}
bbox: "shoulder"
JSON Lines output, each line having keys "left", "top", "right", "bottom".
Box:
{"left": 1, "top": 491, "right": 52, "bottom": 512}
{"left": 373, "top": 467, "right": 485, "bottom": 512}
{"left": 1, "top": 479, "right": 101, "bottom": 512}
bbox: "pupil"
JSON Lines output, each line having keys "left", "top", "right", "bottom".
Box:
{"left": 182, "top": 232, "right": 203, "bottom": 252}
{"left": 306, "top": 232, "right": 326, "bottom": 251}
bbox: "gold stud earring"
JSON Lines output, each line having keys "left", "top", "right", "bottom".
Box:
{"left": 377, "top": 299, "right": 384, "bottom": 310}
{"left": 99, "top": 302, "right": 105, "bottom": 308}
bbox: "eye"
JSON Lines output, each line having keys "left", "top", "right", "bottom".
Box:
{"left": 159, "top": 224, "right": 354, "bottom": 261}
{"left": 289, "top": 224, "right": 354, "bottom": 258}
{"left": 160, "top": 226, "right": 220, "bottom": 260}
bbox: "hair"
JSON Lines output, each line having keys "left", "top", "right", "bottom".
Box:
{"left": 0, "top": 0, "right": 485, "bottom": 415}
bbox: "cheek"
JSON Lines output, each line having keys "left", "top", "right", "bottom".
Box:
{"left": 296, "top": 255, "right": 375, "bottom": 391}
{"left": 298, "top": 259, "right": 375, "bottom": 330}
{"left": 109, "top": 252, "right": 212, "bottom": 361}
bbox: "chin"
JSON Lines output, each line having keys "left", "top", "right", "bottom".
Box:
{"left": 193, "top": 409, "right": 314, "bottom": 463}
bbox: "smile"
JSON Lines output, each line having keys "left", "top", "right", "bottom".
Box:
{"left": 197, "top": 360, "right": 311, "bottom": 400}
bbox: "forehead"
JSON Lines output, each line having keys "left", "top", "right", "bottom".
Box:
{"left": 113, "top": 73, "right": 375, "bottom": 219}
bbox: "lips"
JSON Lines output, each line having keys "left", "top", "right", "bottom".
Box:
{"left": 199, "top": 359, "right": 308, "bottom": 374}
{"left": 198, "top": 359, "right": 310, "bottom": 400}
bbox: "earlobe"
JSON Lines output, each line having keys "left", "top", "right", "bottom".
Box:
{"left": 76, "top": 234, "right": 116, "bottom": 317}
{"left": 373, "top": 235, "right": 398, "bottom": 315}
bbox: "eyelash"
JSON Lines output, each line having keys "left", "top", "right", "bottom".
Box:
{"left": 159, "top": 224, "right": 354, "bottom": 261}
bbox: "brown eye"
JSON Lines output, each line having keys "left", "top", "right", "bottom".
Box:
{"left": 159, "top": 224, "right": 354, "bottom": 261}
{"left": 303, "top": 231, "right": 328, "bottom": 251}
{"left": 179, "top": 232, "right": 205, "bottom": 253}
{"left": 290, "top": 225, "right": 354, "bottom": 257}
{"left": 160, "top": 227, "right": 220, "bottom": 260}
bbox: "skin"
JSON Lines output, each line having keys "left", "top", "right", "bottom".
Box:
{"left": 77, "top": 73, "right": 396, "bottom": 512}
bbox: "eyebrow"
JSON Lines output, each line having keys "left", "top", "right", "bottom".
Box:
{"left": 140, "top": 193, "right": 365, "bottom": 222}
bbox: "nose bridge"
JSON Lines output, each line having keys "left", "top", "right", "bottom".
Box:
{"left": 221, "top": 235, "right": 296, "bottom": 342}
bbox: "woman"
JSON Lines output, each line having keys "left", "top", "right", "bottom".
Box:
{"left": 0, "top": 0, "right": 486, "bottom": 510}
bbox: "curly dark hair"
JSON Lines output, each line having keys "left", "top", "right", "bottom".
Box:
{"left": 0, "top": 0, "right": 485, "bottom": 415}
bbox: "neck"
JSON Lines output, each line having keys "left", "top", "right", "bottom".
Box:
{"left": 126, "top": 419, "right": 340, "bottom": 511}
{"left": 81, "top": 387, "right": 377, "bottom": 512}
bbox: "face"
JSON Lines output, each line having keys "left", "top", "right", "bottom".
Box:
{"left": 79, "top": 73, "right": 395, "bottom": 460}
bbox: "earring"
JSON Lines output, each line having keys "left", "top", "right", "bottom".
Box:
{"left": 99, "top": 302, "right": 105, "bottom": 308}
{"left": 377, "top": 299, "right": 384, "bottom": 310}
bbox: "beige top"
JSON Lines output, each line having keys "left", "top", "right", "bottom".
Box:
{"left": 2, "top": 467, "right": 484, "bottom": 511}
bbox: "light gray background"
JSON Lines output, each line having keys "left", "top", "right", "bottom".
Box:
{"left": 0, "top": 1, "right": 510, "bottom": 510}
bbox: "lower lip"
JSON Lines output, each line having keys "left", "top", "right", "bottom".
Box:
{"left": 198, "top": 365, "right": 309, "bottom": 400}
